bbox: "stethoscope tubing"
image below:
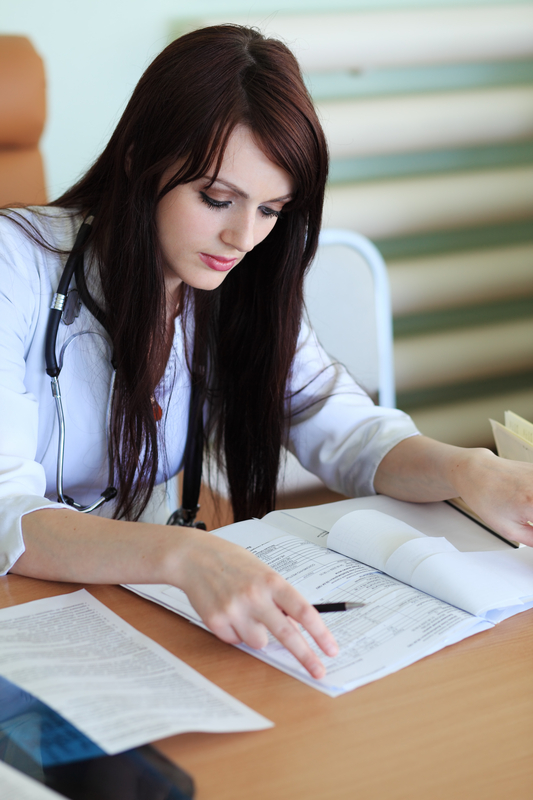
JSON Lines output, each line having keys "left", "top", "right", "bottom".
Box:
{"left": 46, "top": 214, "right": 202, "bottom": 524}
{"left": 46, "top": 214, "right": 116, "bottom": 513}
{"left": 45, "top": 215, "right": 94, "bottom": 380}
{"left": 50, "top": 375, "right": 113, "bottom": 513}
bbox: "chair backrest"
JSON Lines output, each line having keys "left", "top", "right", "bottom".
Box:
{"left": 305, "top": 228, "right": 396, "bottom": 408}
{"left": 0, "top": 36, "right": 47, "bottom": 206}
{"left": 275, "top": 228, "right": 396, "bottom": 501}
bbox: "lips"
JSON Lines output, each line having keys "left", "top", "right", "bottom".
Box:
{"left": 199, "top": 253, "right": 238, "bottom": 272}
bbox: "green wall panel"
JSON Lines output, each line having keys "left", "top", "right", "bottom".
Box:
{"left": 375, "top": 220, "right": 533, "bottom": 260}
{"left": 329, "top": 140, "right": 533, "bottom": 184}
{"left": 394, "top": 295, "right": 533, "bottom": 337}
{"left": 309, "top": 61, "right": 533, "bottom": 101}
{"left": 397, "top": 369, "right": 533, "bottom": 411}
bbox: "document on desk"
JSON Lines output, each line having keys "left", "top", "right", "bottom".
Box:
{"left": 127, "top": 499, "right": 533, "bottom": 698}
{"left": 0, "top": 590, "right": 272, "bottom": 754}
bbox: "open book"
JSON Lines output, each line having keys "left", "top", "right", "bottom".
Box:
{"left": 126, "top": 496, "right": 533, "bottom": 697}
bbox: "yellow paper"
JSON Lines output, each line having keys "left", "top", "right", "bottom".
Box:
{"left": 490, "top": 418, "right": 533, "bottom": 463}
{"left": 504, "top": 410, "right": 533, "bottom": 446}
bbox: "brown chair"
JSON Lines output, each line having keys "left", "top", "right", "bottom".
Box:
{"left": 0, "top": 36, "right": 47, "bottom": 206}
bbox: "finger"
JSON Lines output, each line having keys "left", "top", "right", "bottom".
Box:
{"left": 203, "top": 612, "right": 244, "bottom": 647}
{"left": 209, "top": 607, "right": 328, "bottom": 679}
{"left": 275, "top": 585, "right": 339, "bottom": 659}
{"left": 205, "top": 606, "right": 272, "bottom": 650}
{"left": 511, "top": 522, "right": 533, "bottom": 547}
{"left": 229, "top": 618, "right": 270, "bottom": 651}
{"left": 225, "top": 591, "right": 332, "bottom": 678}
{"left": 239, "top": 579, "right": 339, "bottom": 670}
{"left": 259, "top": 604, "right": 329, "bottom": 679}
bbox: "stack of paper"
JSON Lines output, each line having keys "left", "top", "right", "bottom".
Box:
{"left": 490, "top": 410, "right": 533, "bottom": 462}
{"left": 0, "top": 590, "right": 272, "bottom": 756}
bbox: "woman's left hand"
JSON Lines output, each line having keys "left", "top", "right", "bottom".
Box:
{"left": 451, "top": 448, "right": 533, "bottom": 547}
{"left": 375, "top": 435, "right": 533, "bottom": 546}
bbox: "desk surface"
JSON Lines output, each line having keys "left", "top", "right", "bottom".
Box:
{"left": 1, "top": 574, "right": 532, "bottom": 800}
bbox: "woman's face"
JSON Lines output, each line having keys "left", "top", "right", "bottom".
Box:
{"left": 156, "top": 125, "right": 293, "bottom": 301}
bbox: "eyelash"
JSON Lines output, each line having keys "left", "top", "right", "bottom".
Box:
{"left": 199, "top": 191, "right": 281, "bottom": 219}
{"left": 200, "top": 191, "right": 229, "bottom": 211}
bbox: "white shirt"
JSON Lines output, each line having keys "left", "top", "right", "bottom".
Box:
{"left": 0, "top": 207, "right": 419, "bottom": 574}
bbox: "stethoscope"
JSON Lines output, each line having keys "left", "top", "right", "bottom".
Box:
{"left": 45, "top": 215, "right": 205, "bottom": 527}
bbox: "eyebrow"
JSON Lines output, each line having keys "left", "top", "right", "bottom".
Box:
{"left": 206, "top": 176, "right": 293, "bottom": 204}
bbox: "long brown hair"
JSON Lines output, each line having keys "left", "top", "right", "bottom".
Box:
{"left": 51, "top": 24, "right": 329, "bottom": 521}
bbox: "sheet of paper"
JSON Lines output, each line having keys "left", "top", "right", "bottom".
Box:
{"left": 0, "top": 674, "right": 105, "bottom": 767}
{"left": 328, "top": 509, "right": 430, "bottom": 572}
{"left": 504, "top": 410, "right": 533, "bottom": 445}
{"left": 265, "top": 495, "right": 513, "bottom": 552}
{"left": 0, "top": 762, "right": 63, "bottom": 800}
{"left": 490, "top": 419, "right": 533, "bottom": 463}
{"left": 410, "top": 549, "right": 533, "bottom": 621}
{"left": 260, "top": 510, "right": 329, "bottom": 545}
{"left": 128, "top": 519, "right": 491, "bottom": 697}
{"left": 0, "top": 590, "right": 272, "bottom": 754}
{"left": 327, "top": 510, "right": 533, "bottom": 619}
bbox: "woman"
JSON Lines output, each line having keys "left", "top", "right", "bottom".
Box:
{"left": 1, "top": 26, "right": 532, "bottom": 680}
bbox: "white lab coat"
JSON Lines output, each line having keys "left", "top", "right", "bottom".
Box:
{"left": 0, "top": 207, "right": 419, "bottom": 574}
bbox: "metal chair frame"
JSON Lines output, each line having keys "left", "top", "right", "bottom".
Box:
{"left": 315, "top": 228, "right": 396, "bottom": 408}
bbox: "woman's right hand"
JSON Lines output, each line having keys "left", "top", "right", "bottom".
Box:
{"left": 16, "top": 509, "right": 337, "bottom": 679}
{"left": 169, "top": 528, "right": 338, "bottom": 679}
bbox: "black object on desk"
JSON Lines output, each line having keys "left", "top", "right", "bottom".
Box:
{"left": 0, "top": 675, "right": 194, "bottom": 799}
{"left": 313, "top": 601, "right": 365, "bottom": 612}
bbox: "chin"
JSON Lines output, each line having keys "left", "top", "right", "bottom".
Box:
{"left": 186, "top": 270, "right": 231, "bottom": 291}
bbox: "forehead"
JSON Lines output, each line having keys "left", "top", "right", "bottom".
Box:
{"left": 210, "top": 125, "right": 293, "bottom": 199}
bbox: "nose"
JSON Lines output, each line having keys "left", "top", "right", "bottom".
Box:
{"left": 220, "top": 209, "right": 256, "bottom": 254}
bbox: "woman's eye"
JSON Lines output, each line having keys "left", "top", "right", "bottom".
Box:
{"left": 200, "top": 191, "right": 231, "bottom": 210}
{"left": 260, "top": 206, "right": 281, "bottom": 219}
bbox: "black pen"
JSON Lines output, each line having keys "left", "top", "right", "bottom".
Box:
{"left": 313, "top": 602, "right": 365, "bottom": 612}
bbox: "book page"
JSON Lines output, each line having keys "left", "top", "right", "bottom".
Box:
{"left": 266, "top": 494, "right": 512, "bottom": 552}
{"left": 327, "top": 509, "right": 449, "bottom": 574}
{"left": 261, "top": 510, "right": 329, "bottom": 545}
{"left": 0, "top": 590, "right": 272, "bottom": 755}
{"left": 128, "top": 518, "right": 491, "bottom": 697}
{"left": 409, "top": 547, "right": 533, "bottom": 621}
{"left": 327, "top": 510, "right": 533, "bottom": 619}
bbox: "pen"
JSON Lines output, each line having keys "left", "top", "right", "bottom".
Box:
{"left": 313, "top": 602, "right": 365, "bottom": 612}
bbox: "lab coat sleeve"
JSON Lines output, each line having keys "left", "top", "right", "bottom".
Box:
{"left": 0, "top": 216, "right": 70, "bottom": 575}
{"left": 287, "top": 320, "right": 420, "bottom": 497}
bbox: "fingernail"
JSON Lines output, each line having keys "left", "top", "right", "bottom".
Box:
{"left": 326, "top": 643, "right": 338, "bottom": 657}
{"left": 311, "top": 663, "right": 325, "bottom": 679}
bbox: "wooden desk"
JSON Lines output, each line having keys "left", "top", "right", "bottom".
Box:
{"left": 1, "top": 574, "right": 532, "bottom": 800}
